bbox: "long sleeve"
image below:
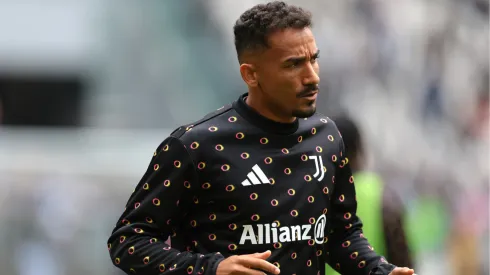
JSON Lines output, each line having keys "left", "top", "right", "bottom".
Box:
{"left": 326, "top": 138, "right": 396, "bottom": 275}
{"left": 107, "top": 136, "right": 224, "bottom": 275}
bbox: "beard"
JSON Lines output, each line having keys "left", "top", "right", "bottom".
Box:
{"left": 292, "top": 104, "right": 317, "bottom": 118}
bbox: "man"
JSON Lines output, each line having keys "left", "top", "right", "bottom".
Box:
{"left": 107, "top": 2, "right": 415, "bottom": 275}
{"left": 325, "top": 115, "right": 413, "bottom": 275}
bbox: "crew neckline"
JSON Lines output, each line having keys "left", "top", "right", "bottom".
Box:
{"left": 232, "top": 93, "right": 299, "bottom": 135}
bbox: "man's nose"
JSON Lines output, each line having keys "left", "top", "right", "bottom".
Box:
{"left": 302, "top": 63, "right": 320, "bottom": 86}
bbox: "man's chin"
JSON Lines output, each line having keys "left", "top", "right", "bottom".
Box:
{"left": 292, "top": 106, "right": 316, "bottom": 118}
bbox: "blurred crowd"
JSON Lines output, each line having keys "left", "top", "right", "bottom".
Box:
{"left": 0, "top": 1, "right": 488, "bottom": 275}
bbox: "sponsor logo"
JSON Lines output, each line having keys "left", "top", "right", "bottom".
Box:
{"left": 239, "top": 214, "right": 326, "bottom": 245}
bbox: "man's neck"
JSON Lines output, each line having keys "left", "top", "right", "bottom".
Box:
{"left": 245, "top": 92, "right": 296, "bottom": 124}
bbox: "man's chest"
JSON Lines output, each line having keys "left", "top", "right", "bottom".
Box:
{"left": 190, "top": 138, "right": 340, "bottom": 219}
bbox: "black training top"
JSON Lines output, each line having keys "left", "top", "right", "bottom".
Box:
{"left": 107, "top": 93, "right": 396, "bottom": 275}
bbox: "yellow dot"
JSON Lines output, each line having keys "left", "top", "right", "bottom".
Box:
{"left": 143, "top": 256, "right": 150, "bottom": 264}
{"left": 152, "top": 198, "right": 161, "bottom": 206}
{"left": 202, "top": 182, "right": 211, "bottom": 189}
{"left": 190, "top": 142, "right": 199, "bottom": 149}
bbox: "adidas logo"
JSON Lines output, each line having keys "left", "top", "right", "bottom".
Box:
{"left": 241, "top": 164, "right": 270, "bottom": 186}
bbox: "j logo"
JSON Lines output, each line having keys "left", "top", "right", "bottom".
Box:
{"left": 308, "top": 155, "right": 324, "bottom": 181}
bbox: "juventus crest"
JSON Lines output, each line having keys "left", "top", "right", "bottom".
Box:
{"left": 308, "top": 155, "right": 324, "bottom": 182}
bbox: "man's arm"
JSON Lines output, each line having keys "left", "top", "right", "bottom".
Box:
{"left": 382, "top": 188, "right": 414, "bottom": 268}
{"left": 326, "top": 138, "right": 396, "bottom": 275}
{"left": 107, "top": 136, "right": 224, "bottom": 275}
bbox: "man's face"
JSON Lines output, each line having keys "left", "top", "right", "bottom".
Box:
{"left": 255, "top": 27, "right": 320, "bottom": 118}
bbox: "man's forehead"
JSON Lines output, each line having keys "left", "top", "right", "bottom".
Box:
{"left": 266, "top": 28, "right": 317, "bottom": 56}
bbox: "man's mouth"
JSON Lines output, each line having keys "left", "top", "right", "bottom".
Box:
{"left": 299, "top": 91, "right": 318, "bottom": 99}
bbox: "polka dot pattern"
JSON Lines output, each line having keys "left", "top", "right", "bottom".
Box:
{"left": 107, "top": 113, "right": 388, "bottom": 275}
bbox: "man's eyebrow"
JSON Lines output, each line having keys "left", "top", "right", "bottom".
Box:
{"left": 283, "top": 50, "right": 320, "bottom": 63}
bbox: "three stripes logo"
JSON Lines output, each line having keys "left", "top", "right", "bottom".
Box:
{"left": 241, "top": 164, "right": 270, "bottom": 186}
{"left": 308, "top": 155, "right": 325, "bottom": 182}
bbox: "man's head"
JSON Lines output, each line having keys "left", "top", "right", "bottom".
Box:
{"left": 234, "top": 1, "right": 320, "bottom": 122}
{"left": 332, "top": 115, "right": 364, "bottom": 171}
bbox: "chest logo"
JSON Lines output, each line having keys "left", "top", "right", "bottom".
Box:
{"left": 308, "top": 155, "right": 325, "bottom": 181}
{"left": 241, "top": 164, "right": 270, "bottom": 186}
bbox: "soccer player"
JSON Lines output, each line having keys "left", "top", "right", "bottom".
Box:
{"left": 107, "top": 2, "right": 415, "bottom": 275}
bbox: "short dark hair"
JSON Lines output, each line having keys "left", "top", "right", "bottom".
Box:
{"left": 332, "top": 115, "right": 363, "bottom": 159}
{"left": 233, "top": 1, "right": 312, "bottom": 62}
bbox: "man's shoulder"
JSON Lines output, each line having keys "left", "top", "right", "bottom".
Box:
{"left": 301, "top": 112, "right": 340, "bottom": 133}
{"left": 297, "top": 113, "right": 344, "bottom": 153}
{"left": 169, "top": 104, "right": 235, "bottom": 141}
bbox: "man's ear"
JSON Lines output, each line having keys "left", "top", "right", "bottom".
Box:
{"left": 239, "top": 63, "right": 259, "bottom": 88}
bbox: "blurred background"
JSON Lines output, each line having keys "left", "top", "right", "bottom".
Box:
{"left": 0, "top": 0, "right": 488, "bottom": 274}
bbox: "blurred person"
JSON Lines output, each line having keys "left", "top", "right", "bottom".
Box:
{"left": 107, "top": 2, "right": 414, "bottom": 275}
{"left": 448, "top": 183, "right": 488, "bottom": 275}
{"left": 405, "top": 170, "right": 452, "bottom": 274}
{"left": 465, "top": 72, "right": 489, "bottom": 141}
{"left": 325, "top": 115, "right": 413, "bottom": 275}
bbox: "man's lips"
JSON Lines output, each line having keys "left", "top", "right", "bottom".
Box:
{"left": 299, "top": 91, "right": 318, "bottom": 98}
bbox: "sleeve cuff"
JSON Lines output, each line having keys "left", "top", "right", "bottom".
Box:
{"left": 369, "top": 259, "right": 397, "bottom": 275}
{"left": 209, "top": 255, "right": 225, "bottom": 275}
